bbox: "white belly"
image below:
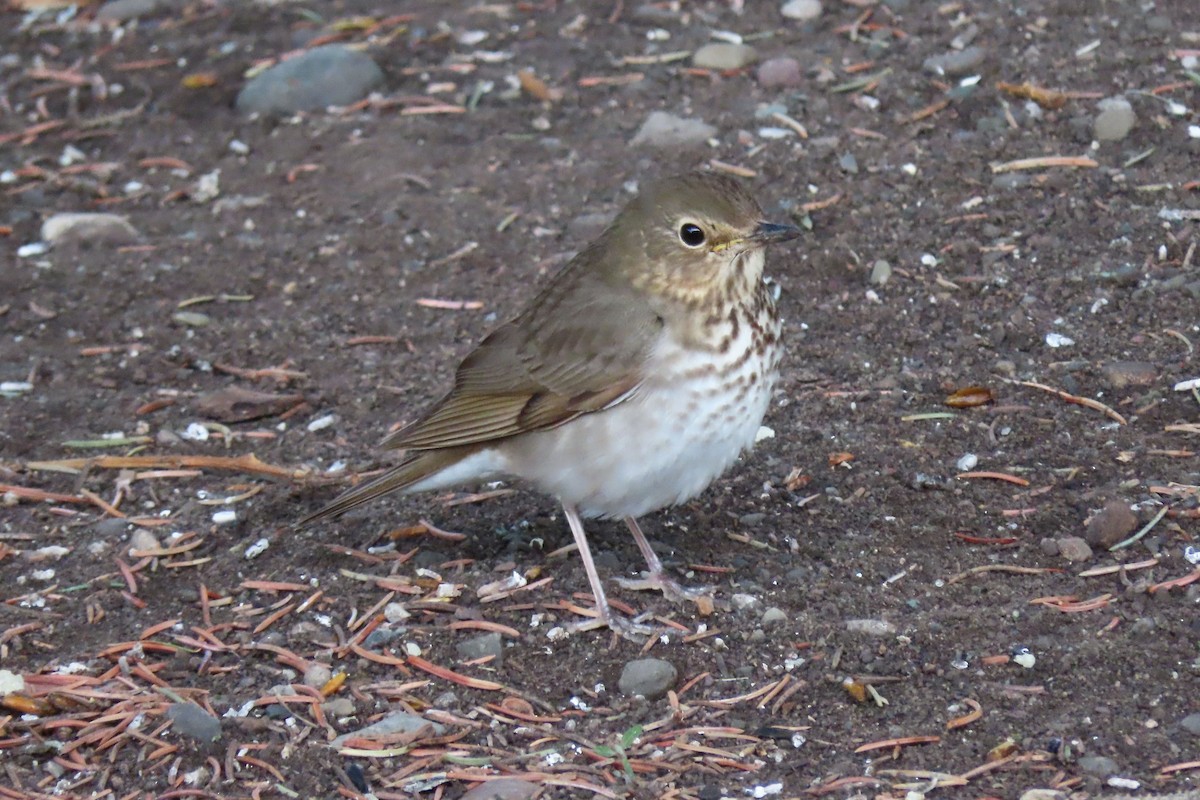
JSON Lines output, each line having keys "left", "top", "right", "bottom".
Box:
{"left": 502, "top": 324, "right": 780, "bottom": 518}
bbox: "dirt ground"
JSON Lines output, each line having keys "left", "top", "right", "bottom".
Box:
{"left": 2, "top": 1, "right": 1199, "bottom": 798}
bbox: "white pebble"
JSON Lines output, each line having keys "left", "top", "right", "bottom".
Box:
{"left": 212, "top": 510, "right": 237, "bottom": 525}
{"left": 182, "top": 422, "right": 209, "bottom": 441}
{"left": 31, "top": 569, "right": 56, "bottom": 581}
{"left": 1107, "top": 777, "right": 1139, "bottom": 790}
{"left": 228, "top": 139, "right": 250, "bottom": 155}
{"left": 17, "top": 242, "right": 50, "bottom": 258}
{"left": 307, "top": 414, "right": 336, "bottom": 433}
{"left": 754, "top": 425, "right": 775, "bottom": 443}
{"left": 1013, "top": 650, "right": 1036, "bottom": 669}
{"left": 956, "top": 453, "right": 978, "bottom": 472}
{"left": 404, "top": 641, "right": 422, "bottom": 657}
{"left": 244, "top": 538, "right": 270, "bottom": 559}
{"left": 1044, "top": 332, "right": 1075, "bottom": 348}
{"left": 0, "top": 381, "right": 34, "bottom": 394}
{"left": 384, "top": 602, "right": 411, "bottom": 623}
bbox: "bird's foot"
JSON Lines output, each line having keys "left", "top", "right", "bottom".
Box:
{"left": 616, "top": 572, "right": 715, "bottom": 615}
{"left": 567, "top": 609, "right": 660, "bottom": 642}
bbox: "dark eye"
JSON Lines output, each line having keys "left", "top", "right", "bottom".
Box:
{"left": 678, "top": 223, "right": 706, "bottom": 248}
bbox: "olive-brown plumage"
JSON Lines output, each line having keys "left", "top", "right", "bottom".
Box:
{"left": 301, "top": 172, "right": 801, "bottom": 638}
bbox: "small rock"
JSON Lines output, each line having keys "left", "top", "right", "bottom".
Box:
{"left": 1179, "top": 712, "right": 1200, "bottom": 736}
{"left": 1019, "top": 791, "right": 1067, "bottom": 800}
{"left": 1099, "top": 361, "right": 1158, "bottom": 390}
{"left": 838, "top": 152, "right": 858, "bottom": 174}
{"left": 1056, "top": 536, "right": 1093, "bottom": 562}
{"left": 922, "top": 46, "right": 986, "bottom": 76}
{"left": 845, "top": 618, "right": 895, "bottom": 636}
{"left": 630, "top": 111, "right": 717, "bottom": 148}
{"left": 730, "top": 593, "right": 761, "bottom": 611}
{"left": 693, "top": 43, "right": 758, "bottom": 71}
{"left": 331, "top": 711, "right": 444, "bottom": 747}
{"left": 756, "top": 57, "right": 803, "bottom": 89}
{"left": 322, "top": 697, "right": 355, "bottom": 718}
{"left": 1094, "top": 97, "right": 1136, "bottom": 141}
{"left": 1084, "top": 501, "right": 1137, "bottom": 549}
{"left": 456, "top": 632, "right": 504, "bottom": 664}
{"left": 172, "top": 311, "right": 211, "bottom": 328}
{"left": 128, "top": 528, "right": 160, "bottom": 555}
{"left": 459, "top": 778, "right": 539, "bottom": 800}
{"left": 0, "top": 669, "right": 25, "bottom": 695}
{"left": 166, "top": 703, "right": 222, "bottom": 743}
{"left": 780, "top": 0, "right": 822, "bottom": 21}
{"left": 92, "top": 517, "right": 129, "bottom": 538}
{"left": 869, "top": 259, "right": 892, "bottom": 286}
{"left": 1077, "top": 755, "right": 1118, "bottom": 777}
{"left": 96, "top": 0, "right": 167, "bottom": 23}
{"left": 618, "top": 658, "right": 677, "bottom": 699}
{"left": 41, "top": 212, "right": 139, "bottom": 246}
{"left": 236, "top": 45, "right": 384, "bottom": 116}
{"left": 303, "top": 663, "right": 332, "bottom": 689}
{"left": 760, "top": 607, "right": 788, "bottom": 627}
{"left": 1040, "top": 537, "right": 1060, "bottom": 556}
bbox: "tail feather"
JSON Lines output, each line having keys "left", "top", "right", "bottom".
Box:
{"left": 298, "top": 449, "right": 466, "bottom": 526}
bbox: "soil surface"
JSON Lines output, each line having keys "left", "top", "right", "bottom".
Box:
{"left": 2, "top": 1, "right": 1199, "bottom": 799}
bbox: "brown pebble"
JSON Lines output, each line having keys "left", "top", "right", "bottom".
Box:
{"left": 1099, "top": 361, "right": 1158, "bottom": 390}
{"left": 757, "top": 57, "right": 804, "bottom": 88}
{"left": 1084, "top": 500, "right": 1138, "bottom": 548}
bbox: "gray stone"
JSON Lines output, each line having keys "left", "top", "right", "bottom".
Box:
{"left": 618, "top": 658, "right": 677, "bottom": 699}
{"left": 459, "top": 778, "right": 539, "bottom": 800}
{"left": 331, "top": 710, "right": 445, "bottom": 747}
{"left": 1077, "top": 755, "right": 1118, "bottom": 777}
{"left": 96, "top": 0, "right": 169, "bottom": 23}
{"left": 693, "top": 43, "right": 758, "bottom": 71}
{"left": 730, "top": 593, "right": 760, "bottom": 611}
{"left": 1018, "top": 791, "right": 1066, "bottom": 800}
{"left": 128, "top": 528, "right": 160, "bottom": 555}
{"left": 1179, "top": 712, "right": 1200, "bottom": 736}
{"left": 1099, "top": 361, "right": 1157, "bottom": 390}
{"left": 1055, "top": 536, "right": 1093, "bottom": 562}
{"left": 781, "top": 0, "right": 822, "bottom": 21}
{"left": 321, "top": 697, "right": 355, "bottom": 718}
{"left": 1094, "top": 97, "right": 1135, "bottom": 141}
{"left": 42, "top": 212, "right": 139, "bottom": 246}
{"left": 236, "top": 45, "right": 384, "bottom": 116}
{"left": 845, "top": 619, "right": 895, "bottom": 636}
{"left": 760, "top": 607, "right": 788, "bottom": 627}
{"left": 869, "top": 259, "right": 892, "bottom": 286}
{"left": 456, "top": 632, "right": 504, "bottom": 664}
{"left": 630, "top": 111, "right": 717, "bottom": 148}
{"left": 165, "top": 703, "right": 221, "bottom": 743}
{"left": 923, "top": 46, "right": 986, "bottom": 76}
{"left": 303, "top": 663, "right": 332, "bottom": 689}
{"left": 1084, "top": 501, "right": 1137, "bottom": 549}
{"left": 756, "top": 57, "right": 803, "bottom": 89}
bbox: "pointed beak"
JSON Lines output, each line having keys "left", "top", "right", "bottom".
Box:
{"left": 749, "top": 220, "right": 803, "bottom": 246}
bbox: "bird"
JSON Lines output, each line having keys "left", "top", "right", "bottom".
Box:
{"left": 300, "top": 172, "right": 801, "bottom": 638}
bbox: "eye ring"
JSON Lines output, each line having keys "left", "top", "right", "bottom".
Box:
{"left": 678, "top": 223, "right": 706, "bottom": 248}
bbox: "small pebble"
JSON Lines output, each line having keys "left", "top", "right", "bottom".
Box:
{"left": 630, "top": 111, "right": 717, "bottom": 148}
{"left": 128, "top": 528, "right": 160, "bottom": 555}
{"left": 1077, "top": 755, "right": 1118, "bottom": 777}
{"left": 1055, "top": 536, "right": 1093, "bottom": 562}
{"left": 1094, "top": 96, "right": 1136, "bottom": 141}
{"left": 1099, "top": 361, "right": 1157, "bottom": 390}
{"left": 459, "top": 779, "right": 539, "bottom": 800}
{"left": 922, "top": 46, "right": 986, "bottom": 76}
{"left": 693, "top": 43, "right": 758, "bottom": 70}
{"left": 730, "top": 593, "right": 760, "bottom": 610}
{"left": 760, "top": 607, "right": 788, "bottom": 627}
{"left": 303, "top": 663, "right": 332, "bottom": 689}
{"left": 1179, "top": 712, "right": 1200, "bottom": 736}
{"left": 41, "top": 212, "right": 139, "bottom": 246}
{"left": 331, "top": 711, "right": 444, "bottom": 747}
{"left": 1084, "top": 501, "right": 1137, "bottom": 549}
{"left": 236, "top": 45, "right": 384, "bottom": 116}
{"left": 756, "top": 57, "right": 803, "bottom": 88}
{"left": 780, "top": 0, "right": 822, "bottom": 21}
{"left": 456, "top": 632, "right": 504, "bottom": 664}
{"left": 845, "top": 618, "right": 895, "bottom": 636}
{"left": 869, "top": 259, "right": 892, "bottom": 286}
{"left": 618, "top": 658, "right": 677, "bottom": 699}
{"left": 166, "top": 703, "right": 222, "bottom": 743}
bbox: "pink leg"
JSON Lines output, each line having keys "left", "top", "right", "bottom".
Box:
{"left": 616, "top": 516, "right": 712, "bottom": 604}
{"left": 562, "top": 505, "right": 656, "bottom": 640}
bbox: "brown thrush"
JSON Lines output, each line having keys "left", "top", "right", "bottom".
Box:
{"left": 301, "top": 172, "right": 801, "bottom": 638}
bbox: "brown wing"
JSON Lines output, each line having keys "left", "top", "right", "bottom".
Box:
{"left": 383, "top": 259, "right": 662, "bottom": 451}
